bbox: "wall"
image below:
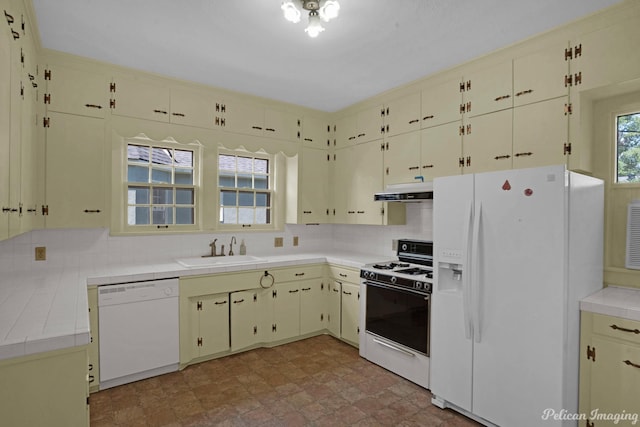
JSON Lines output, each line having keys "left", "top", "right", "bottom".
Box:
{"left": 0, "top": 203, "right": 433, "bottom": 272}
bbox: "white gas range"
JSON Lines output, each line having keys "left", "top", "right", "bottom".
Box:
{"left": 359, "top": 239, "right": 433, "bottom": 389}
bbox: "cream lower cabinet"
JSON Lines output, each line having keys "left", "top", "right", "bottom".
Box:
{"left": 327, "top": 280, "right": 342, "bottom": 337}
{"left": 264, "top": 281, "right": 301, "bottom": 343}
{"left": 186, "top": 293, "right": 230, "bottom": 361}
{"left": 87, "top": 287, "right": 100, "bottom": 393}
{"left": 0, "top": 346, "right": 89, "bottom": 427}
{"left": 579, "top": 312, "right": 640, "bottom": 427}
{"left": 230, "top": 289, "right": 266, "bottom": 352}
{"left": 328, "top": 265, "right": 361, "bottom": 348}
{"left": 341, "top": 282, "right": 360, "bottom": 346}
{"left": 300, "top": 279, "right": 327, "bottom": 335}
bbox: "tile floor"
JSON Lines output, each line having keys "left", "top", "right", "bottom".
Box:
{"left": 90, "top": 335, "right": 480, "bottom": 426}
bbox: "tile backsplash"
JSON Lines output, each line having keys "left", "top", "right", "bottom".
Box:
{"left": 0, "top": 202, "right": 432, "bottom": 271}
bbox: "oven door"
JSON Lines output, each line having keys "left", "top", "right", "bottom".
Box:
{"left": 364, "top": 281, "right": 430, "bottom": 356}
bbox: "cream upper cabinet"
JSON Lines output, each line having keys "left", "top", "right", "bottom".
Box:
{"left": 302, "top": 115, "right": 330, "bottom": 149}
{"left": 0, "top": 12, "right": 11, "bottom": 240}
{"left": 421, "top": 77, "right": 463, "bottom": 129}
{"left": 225, "top": 100, "right": 300, "bottom": 141}
{"left": 512, "top": 96, "right": 569, "bottom": 170}
{"left": 513, "top": 42, "right": 569, "bottom": 107}
{"left": 463, "top": 60, "right": 513, "bottom": 117}
{"left": 348, "top": 140, "right": 384, "bottom": 225}
{"left": 383, "top": 93, "right": 421, "bottom": 137}
{"left": 571, "top": 12, "right": 640, "bottom": 92}
{"left": 383, "top": 131, "right": 421, "bottom": 186}
{"left": 44, "top": 64, "right": 109, "bottom": 118}
{"left": 44, "top": 112, "right": 106, "bottom": 228}
{"left": 334, "top": 105, "right": 384, "bottom": 147}
{"left": 333, "top": 114, "right": 356, "bottom": 148}
{"left": 110, "top": 76, "right": 171, "bottom": 122}
{"left": 299, "top": 147, "right": 330, "bottom": 224}
{"left": 332, "top": 146, "right": 351, "bottom": 223}
{"left": 420, "top": 121, "right": 463, "bottom": 180}
{"left": 169, "top": 87, "right": 216, "bottom": 129}
{"left": 265, "top": 108, "right": 301, "bottom": 142}
{"left": 462, "top": 109, "right": 513, "bottom": 174}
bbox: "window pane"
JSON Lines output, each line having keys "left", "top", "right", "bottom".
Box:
{"left": 254, "top": 175, "right": 268, "bottom": 190}
{"left": 617, "top": 112, "right": 640, "bottom": 183}
{"left": 238, "top": 208, "right": 254, "bottom": 224}
{"left": 219, "top": 154, "right": 236, "bottom": 171}
{"left": 151, "top": 147, "right": 172, "bottom": 165}
{"left": 128, "top": 165, "right": 149, "bottom": 183}
{"left": 152, "top": 167, "right": 172, "bottom": 184}
{"left": 221, "top": 191, "right": 236, "bottom": 206}
{"left": 176, "top": 207, "right": 194, "bottom": 224}
{"left": 237, "top": 174, "right": 252, "bottom": 188}
{"left": 152, "top": 206, "right": 173, "bottom": 224}
{"left": 128, "top": 206, "right": 150, "bottom": 225}
{"left": 153, "top": 188, "right": 173, "bottom": 204}
{"left": 127, "top": 144, "right": 150, "bottom": 163}
{"left": 238, "top": 191, "right": 254, "bottom": 207}
{"left": 221, "top": 207, "right": 237, "bottom": 224}
{"left": 175, "top": 168, "right": 193, "bottom": 185}
{"left": 255, "top": 207, "right": 269, "bottom": 224}
{"left": 237, "top": 156, "right": 253, "bottom": 172}
{"left": 254, "top": 158, "right": 268, "bottom": 174}
{"left": 128, "top": 186, "right": 149, "bottom": 204}
{"left": 256, "top": 192, "right": 269, "bottom": 207}
{"left": 219, "top": 173, "right": 235, "bottom": 187}
{"left": 176, "top": 188, "right": 194, "bottom": 205}
{"left": 174, "top": 150, "right": 193, "bottom": 167}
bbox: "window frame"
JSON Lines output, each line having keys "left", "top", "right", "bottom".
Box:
{"left": 216, "top": 148, "right": 275, "bottom": 231}
{"left": 615, "top": 109, "right": 640, "bottom": 185}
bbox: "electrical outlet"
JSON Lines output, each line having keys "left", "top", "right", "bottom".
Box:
{"left": 293, "top": 236, "right": 299, "bottom": 246}
{"left": 35, "top": 246, "right": 46, "bottom": 261}
{"left": 274, "top": 237, "right": 283, "bottom": 247}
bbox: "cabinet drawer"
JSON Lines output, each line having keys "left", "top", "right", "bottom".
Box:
{"left": 328, "top": 265, "right": 360, "bottom": 283}
{"left": 593, "top": 313, "right": 640, "bottom": 345}
{"left": 273, "top": 264, "right": 323, "bottom": 283}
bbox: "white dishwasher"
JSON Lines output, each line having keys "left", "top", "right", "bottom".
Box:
{"left": 98, "top": 278, "right": 179, "bottom": 389}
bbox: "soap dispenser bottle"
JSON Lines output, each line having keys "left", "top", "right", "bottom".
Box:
{"left": 239, "top": 239, "right": 246, "bottom": 255}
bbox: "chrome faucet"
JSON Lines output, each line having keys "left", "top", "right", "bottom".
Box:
{"left": 229, "top": 236, "right": 237, "bottom": 256}
{"left": 204, "top": 238, "right": 226, "bottom": 257}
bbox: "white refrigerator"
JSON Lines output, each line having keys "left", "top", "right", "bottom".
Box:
{"left": 430, "top": 165, "right": 603, "bottom": 427}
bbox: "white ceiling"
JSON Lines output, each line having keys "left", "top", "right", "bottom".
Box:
{"left": 31, "top": 0, "right": 623, "bottom": 112}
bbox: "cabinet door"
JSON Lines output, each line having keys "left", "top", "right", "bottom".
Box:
{"left": 356, "top": 105, "right": 384, "bottom": 144}
{"left": 272, "top": 282, "right": 301, "bottom": 342}
{"left": 197, "top": 294, "right": 230, "bottom": 357}
{"left": 352, "top": 140, "right": 384, "bottom": 225}
{"left": 111, "top": 76, "right": 170, "bottom": 122}
{"left": 384, "top": 93, "right": 421, "bottom": 137}
{"left": 341, "top": 282, "right": 360, "bottom": 346}
{"left": 332, "top": 146, "right": 352, "bottom": 223}
{"left": 170, "top": 87, "right": 215, "bottom": 129}
{"left": 299, "top": 147, "right": 330, "bottom": 224}
{"left": 464, "top": 61, "right": 513, "bottom": 117}
{"left": 230, "top": 290, "right": 264, "bottom": 351}
{"left": 572, "top": 15, "right": 640, "bottom": 92}
{"left": 302, "top": 116, "right": 330, "bottom": 149}
{"left": 19, "top": 66, "right": 37, "bottom": 234}
{"left": 513, "top": 97, "right": 568, "bottom": 170}
{"left": 300, "top": 279, "right": 326, "bottom": 335}
{"left": 265, "top": 109, "right": 300, "bottom": 142}
{"left": 0, "top": 16, "right": 10, "bottom": 240}
{"left": 420, "top": 121, "right": 462, "bottom": 180}
{"left": 224, "top": 99, "right": 264, "bottom": 137}
{"left": 7, "top": 21, "right": 21, "bottom": 238}
{"left": 327, "top": 281, "right": 341, "bottom": 337}
{"left": 87, "top": 287, "right": 100, "bottom": 392}
{"left": 45, "top": 64, "right": 108, "bottom": 118}
{"left": 421, "top": 77, "right": 463, "bottom": 128}
{"left": 462, "top": 109, "right": 513, "bottom": 174}
{"left": 513, "top": 42, "right": 569, "bottom": 107}
{"left": 334, "top": 114, "right": 356, "bottom": 148}
{"left": 383, "top": 132, "right": 421, "bottom": 186}
{"left": 45, "top": 112, "right": 106, "bottom": 228}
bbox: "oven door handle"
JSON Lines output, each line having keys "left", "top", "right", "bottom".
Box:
{"left": 372, "top": 337, "right": 415, "bottom": 357}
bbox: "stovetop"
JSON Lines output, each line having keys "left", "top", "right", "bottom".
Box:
{"left": 360, "top": 260, "right": 433, "bottom": 293}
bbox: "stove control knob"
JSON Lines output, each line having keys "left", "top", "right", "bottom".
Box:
{"left": 390, "top": 276, "right": 397, "bottom": 284}
{"left": 415, "top": 282, "right": 423, "bottom": 290}
{"left": 401, "top": 243, "right": 408, "bottom": 251}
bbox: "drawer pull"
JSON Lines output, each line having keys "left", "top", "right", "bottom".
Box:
{"left": 339, "top": 273, "right": 347, "bottom": 278}
{"left": 233, "top": 299, "right": 244, "bottom": 304}
{"left": 343, "top": 290, "right": 352, "bottom": 295}
{"left": 214, "top": 301, "right": 227, "bottom": 305}
{"left": 289, "top": 289, "right": 299, "bottom": 293}
{"left": 623, "top": 359, "right": 640, "bottom": 369}
{"left": 494, "top": 94, "right": 511, "bottom": 101}
{"left": 153, "top": 109, "right": 168, "bottom": 114}
{"left": 610, "top": 324, "right": 640, "bottom": 334}
{"left": 85, "top": 104, "right": 103, "bottom": 109}
{"left": 295, "top": 273, "right": 305, "bottom": 277}
{"left": 301, "top": 287, "right": 311, "bottom": 291}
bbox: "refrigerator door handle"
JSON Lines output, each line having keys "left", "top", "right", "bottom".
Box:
{"left": 462, "top": 200, "right": 474, "bottom": 340}
{"left": 471, "top": 202, "right": 482, "bottom": 343}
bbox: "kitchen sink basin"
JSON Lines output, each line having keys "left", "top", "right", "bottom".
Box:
{"left": 176, "top": 255, "right": 266, "bottom": 267}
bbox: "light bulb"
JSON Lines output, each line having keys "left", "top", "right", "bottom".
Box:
{"left": 281, "top": 1, "right": 301, "bottom": 23}
{"left": 305, "top": 11, "right": 325, "bottom": 37}
{"left": 319, "top": 0, "right": 340, "bottom": 22}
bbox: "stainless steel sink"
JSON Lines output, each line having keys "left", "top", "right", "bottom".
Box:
{"left": 176, "top": 255, "right": 266, "bottom": 268}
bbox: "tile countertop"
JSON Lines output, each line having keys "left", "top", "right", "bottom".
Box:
{"left": 580, "top": 285, "right": 640, "bottom": 322}
{"left": 0, "top": 251, "right": 385, "bottom": 362}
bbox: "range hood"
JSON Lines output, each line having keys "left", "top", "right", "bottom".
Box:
{"left": 374, "top": 182, "right": 434, "bottom": 202}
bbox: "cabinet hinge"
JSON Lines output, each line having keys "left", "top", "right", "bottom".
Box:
{"left": 587, "top": 345, "right": 596, "bottom": 362}
{"left": 253, "top": 293, "right": 257, "bottom": 302}
{"left": 459, "top": 157, "right": 464, "bottom": 168}
{"left": 564, "top": 74, "right": 573, "bottom": 87}
{"left": 459, "top": 81, "right": 465, "bottom": 92}
{"left": 321, "top": 313, "right": 324, "bottom": 321}
{"left": 357, "top": 292, "right": 360, "bottom": 300}
{"left": 574, "top": 72, "right": 582, "bottom": 86}
{"left": 564, "top": 143, "right": 572, "bottom": 156}
{"left": 321, "top": 282, "right": 324, "bottom": 290}
{"left": 574, "top": 43, "right": 582, "bottom": 58}
{"left": 43, "top": 93, "right": 50, "bottom": 104}
{"left": 460, "top": 103, "right": 466, "bottom": 115}
{"left": 42, "top": 205, "right": 49, "bottom": 216}
{"left": 564, "top": 47, "right": 573, "bottom": 61}
{"left": 110, "top": 99, "right": 116, "bottom": 109}
{"left": 272, "top": 289, "right": 277, "bottom": 298}
{"left": 42, "top": 117, "right": 50, "bottom": 128}
{"left": 327, "top": 153, "right": 330, "bottom": 161}
{"left": 44, "top": 68, "right": 51, "bottom": 80}
{"left": 272, "top": 324, "right": 277, "bottom": 332}
{"left": 197, "top": 337, "right": 203, "bottom": 347}
{"left": 459, "top": 125, "right": 465, "bottom": 135}
{"left": 253, "top": 325, "right": 258, "bottom": 335}
{"left": 564, "top": 103, "right": 573, "bottom": 115}
{"left": 196, "top": 301, "right": 202, "bottom": 310}
{"left": 20, "top": 48, "right": 23, "bottom": 64}
{"left": 466, "top": 156, "right": 471, "bottom": 167}
{"left": 109, "top": 82, "right": 116, "bottom": 93}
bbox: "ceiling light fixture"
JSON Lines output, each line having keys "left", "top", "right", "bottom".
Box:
{"left": 281, "top": 0, "right": 340, "bottom": 38}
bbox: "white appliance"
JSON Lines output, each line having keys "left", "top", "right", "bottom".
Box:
{"left": 430, "top": 165, "right": 603, "bottom": 427}
{"left": 98, "top": 278, "right": 179, "bottom": 389}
